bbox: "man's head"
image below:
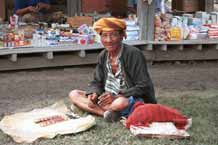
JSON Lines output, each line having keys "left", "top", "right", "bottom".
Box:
{"left": 94, "top": 17, "right": 126, "bottom": 52}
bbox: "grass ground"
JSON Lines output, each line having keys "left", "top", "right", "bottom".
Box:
{"left": 0, "top": 92, "right": 217, "bottom": 145}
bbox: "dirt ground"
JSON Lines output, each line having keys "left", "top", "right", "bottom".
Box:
{"left": 0, "top": 61, "right": 218, "bottom": 116}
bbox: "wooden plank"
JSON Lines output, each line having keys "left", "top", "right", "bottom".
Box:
{"left": 1, "top": 40, "right": 218, "bottom": 57}
{"left": 0, "top": 40, "right": 148, "bottom": 56}
{"left": 1, "top": 39, "right": 218, "bottom": 71}
{"left": 0, "top": 43, "right": 104, "bottom": 56}
{"left": 153, "top": 46, "right": 218, "bottom": 61}
{"left": 0, "top": 52, "right": 98, "bottom": 71}
{"left": 123, "top": 40, "right": 147, "bottom": 46}
{"left": 150, "top": 39, "right": 218, "bottom": 45}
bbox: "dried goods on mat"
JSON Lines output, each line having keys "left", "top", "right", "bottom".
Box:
{"left": 34, "top": 115, "right": 67, "bottom": 127}
{"left": 0, "top": 101, "right": 96, "bottom": 143}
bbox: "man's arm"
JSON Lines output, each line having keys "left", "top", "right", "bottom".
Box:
{"left": 119, "top": 47, "right": 156, "bottom": 103}
{"left": 14, "top": 0, "right": 38, "bottom": 15}
{"left": 37, "top": 2, "right": 51, "bottom": 11}
{"left": 86, "top": 52, "right": 105, "bottom": 96}
{"left": 15, "top": 6, "right": 38, "bottom": 15}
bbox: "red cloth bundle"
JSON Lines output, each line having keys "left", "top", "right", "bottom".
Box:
{"left": 126, "top": 102, "right": 188, "bottom": 129}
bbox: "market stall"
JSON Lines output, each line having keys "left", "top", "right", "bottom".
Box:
{"left": 0, "top": 0, "right": 144, "bottom": 71}
{"left": 0, "top": 0, "right": 217, "bottom": 71}
{"left": 138, "top": 0, "right": 218, "bottom": 62}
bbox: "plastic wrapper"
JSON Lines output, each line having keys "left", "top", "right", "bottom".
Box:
{"left": 130, "top": 122, "right": 190, "bottom": 139}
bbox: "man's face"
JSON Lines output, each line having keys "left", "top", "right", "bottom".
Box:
{"left": 100, "top": 31, "right": 124, "bottom": 52}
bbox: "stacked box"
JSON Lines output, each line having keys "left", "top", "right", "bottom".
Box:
{"left": 172, "top": 0, "right": 204, "bottom": 12}
{"left": 195, "top": 11, "right": 210, "bottom": 24}
{"left": 154, "top": 14, "right": 172, "bottom": 41}
{"left": 210, "top": 12, "right": 218, "bottom": 24}
{"left": 125, "top": 16, "right": 139, "bottom": 41}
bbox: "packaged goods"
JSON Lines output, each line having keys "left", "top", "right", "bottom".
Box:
{"left": 170, "top": 27, "right": 182, "bottom": 41}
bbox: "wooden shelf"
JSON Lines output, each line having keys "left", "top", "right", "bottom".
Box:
{"left": 0, "top": 39, "right": 218, "bottom": 71}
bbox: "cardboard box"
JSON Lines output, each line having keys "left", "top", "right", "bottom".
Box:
{"left": 81, "top": 0, "right": 108, "bottom": 13}
{"left": 172, "top": 0, "right": 204, "bottom": 12}
{"left": 0, "top": 0, "right": 6, "bottom": 20}
{"left": 67, "top": 16, "right": 93, "bottom": 28}
{"left": 81, "top": 0, "right": 127, "bottom": 17}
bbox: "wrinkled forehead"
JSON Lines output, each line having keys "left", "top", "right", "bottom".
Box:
{"left": 101, "top": 30, "right": 120, "bottom": 35}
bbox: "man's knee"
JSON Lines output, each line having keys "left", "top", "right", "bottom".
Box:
{"left": 111, "top": 97, "right": 129, "bottom": 111}
{"left": 22, "top": 13, "right": 38, "bottom": 23}
{"left": 69, "top": 89, "right": 81, "bottom": 101}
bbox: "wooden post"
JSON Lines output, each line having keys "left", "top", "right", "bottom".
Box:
{"left": 160, "top": 44, "right": 167, "bottom": 51}
{"left": 67, "top": 0, "right": 81, "bottom": 16}
{"left": 137, "top": 0, "right": 155, "bottom": 41}
{"left": 177, "top": 45, "right": 184, "bottom": 51}
{"left": 196, "top": 44, "right": 203, "bottom": 51}
{"left": 205, "top": 0, "right": 214, "bottom": 12}
{"left": 215, "top": 44, "right": 218, "bottom": 50}
{"left": 10, "top": 54, "right": 17, "bottom": 62}
{"left": 45, "top": 52, "right": 54, "bottom": 60}
{"left": 78, "top": 50, "right": 86, "bottom": 58}
{"left": 145, "top": 44, "right": 153, "bottom": 51}
{"left": 0, "top": 0, "right": 6, "bottom": 21}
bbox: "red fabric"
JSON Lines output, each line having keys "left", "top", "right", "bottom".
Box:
{"left": 126, "top": 102, "right": 188, "bottom": 129}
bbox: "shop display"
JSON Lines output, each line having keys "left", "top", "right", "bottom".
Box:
{"left": 154, "top": 14, "right": 171, "bottom": 41}
{"left": 125, "top": 14, "right": 139, "bottom": 41}
{"left": 0, "top": 13, "right": 141, "bottom": 49}
{"left": 1, "top": 1, "right": 218, "bottom": 49}
{"left": 154, "top": 10, "right": 218, "bottom": 41}
{"left": 0, "top": 17, "right": 96, "bottom": 49}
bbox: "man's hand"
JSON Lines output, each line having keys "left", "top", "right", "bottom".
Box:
{"left": 98, "top": 92, "right": 115, "bottom": 107}
{"left": 27, "top": 6, "right": 38, "bottom": 13}
{"left": 37, "top": 2, "right": 51, "bottom": 11}
{"left": 87, "top": 93, "right": 98, "bottom": 108}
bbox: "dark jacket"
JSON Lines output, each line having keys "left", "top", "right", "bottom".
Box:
{"left": 87, "top": 44, "right": 157, "bottom": 103}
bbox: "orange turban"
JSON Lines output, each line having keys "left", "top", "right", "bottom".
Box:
{"left": 93, "top": 17, "right": 126, "bottom": 34}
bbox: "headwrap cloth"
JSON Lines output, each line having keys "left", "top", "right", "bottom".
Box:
{"left": 93, "top": 17, "right": 126, "bottom": 37}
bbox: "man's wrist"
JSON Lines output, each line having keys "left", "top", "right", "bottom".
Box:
{"left": 25, "top": 7, "right": 30, "bottom": 13}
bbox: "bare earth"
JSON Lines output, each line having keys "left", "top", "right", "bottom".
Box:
{"left": 0, "top": 61, "right": 218, "bottom": 116}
